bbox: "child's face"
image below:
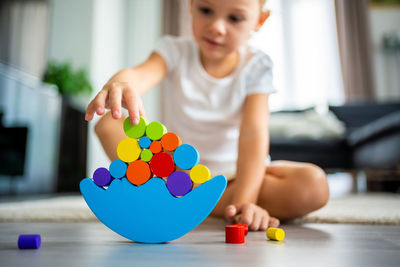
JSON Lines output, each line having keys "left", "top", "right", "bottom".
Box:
{"left": 191, "top": 0, "right": 261, "bottom": 61}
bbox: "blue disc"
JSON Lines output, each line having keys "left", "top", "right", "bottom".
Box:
{"left": 18, "top": 234, "right": 41, "bottom": 249}
{"left": 109, "top": 160, "right": 127, "bottom": 179}
{"left": 173, "top": 144, "right": 200, "bottom": 170}
{"left": 139, "top": 136, "right": 152, "bottom": 149}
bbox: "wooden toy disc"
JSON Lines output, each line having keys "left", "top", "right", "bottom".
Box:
{"left": 161, "top": 132, "right": 182, "bottom": 151}
{"left": 117, "top": 138, "right": 141, "bottom": 163}
{"left": 123, "top": 116, "right": 148, "bottom": 139}
{"left": 149, "top": 141, "right": 162, "bottom": 154}
{"left": 190, "top": 164, "right": 211, "bottom": 184}
{"left": 126, "top": 160, "right": 152, "bottom": 185}
{"left": 146, "top": 121, "right": 167, "bottom": 140}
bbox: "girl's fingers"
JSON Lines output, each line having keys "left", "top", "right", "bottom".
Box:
{"left": 109, "top": 86, "right": 123, "bottom": 119}
{"left": 260, "top": 215, "right": 270, "bottom": 231}
{"left": 85, "top": 100, "right": 96, "bottom": 121}
{"left": 268, "top": 217, "right": 280, "bottom": 228}
{"left": 249, "top": 210, "right": 263, "bottom": 231}
{"left": 85, "top": 90, "right": 107, "bottom": 121}
{"left": 239, "top": 205, "right": 254, "bottom": 226}
{"left": 85, "top": 83, "right": 145, "bottom": 123}
{"left": 123, "top": 89, "right": 140, "bottom": 125}
{"left": 93, "top": 90, "right": 108, "bottom": 115}
{"left": 224, "top": 205, "right": 237, "bottom": 223}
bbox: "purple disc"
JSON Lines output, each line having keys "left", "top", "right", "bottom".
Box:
{"left": 93, "top": 167, "right": 112, "bottom": 186}
{"left": 18, "top": 234, "right": 41, "bottom": 249}
{"left": 166, "top": 171, "right": 193, "bottom": 197}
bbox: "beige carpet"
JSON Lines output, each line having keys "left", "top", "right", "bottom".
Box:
{"left": 0, "top": 193, "right": 399, "bottom": 225}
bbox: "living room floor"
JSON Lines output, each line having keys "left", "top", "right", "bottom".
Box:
{"left": 1, "top": 218, "right": 399, "bottom": 267}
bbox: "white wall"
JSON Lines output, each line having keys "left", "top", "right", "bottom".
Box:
{"left": 249, "top": 0, "right": 344, "bottom": 111}
{"left": 87, "top": 0, "right": 127, "bottom": 178}
{"left": 48, "top": 0, "right": 94, "bottom": 71}
{"left": 0, "top": 64, "right": 61, "bottom": 194}
{"left": 125, "top": 0, "right": 163, "bottom": 123}
{"left": 48, "top": 0, "right": 162, "bottom": 179}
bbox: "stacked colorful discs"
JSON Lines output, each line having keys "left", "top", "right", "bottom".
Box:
{"left": 91, "top": 116, "right": 212, "bottom": 197}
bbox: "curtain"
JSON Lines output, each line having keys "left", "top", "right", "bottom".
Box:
{"left": 335, "top": 0, "right": 376, "bottom": 102}
{"left": 0, "top": 0, "right": 49, "bottom": 78}
{"left": 162, "top": 0, "right": 191, "bottom": 36}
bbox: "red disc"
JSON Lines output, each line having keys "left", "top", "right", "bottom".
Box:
{"left": 150, "top": 152, "right": 175, "bottom": 177}
{"left": 225, "top": 225, "right": 245, "bottom": 244}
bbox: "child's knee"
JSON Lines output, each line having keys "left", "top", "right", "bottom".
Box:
{"left": 299, "top": 164, "right": 329, "bottom": 210}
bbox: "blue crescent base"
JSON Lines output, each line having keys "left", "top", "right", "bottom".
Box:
{"left": 80, "top": 175, "right": 227, "bottom": 243}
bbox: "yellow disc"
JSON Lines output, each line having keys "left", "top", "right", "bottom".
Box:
{"left": 189, "top": 164, "right": 211, "bottom": 184}
{"left": 117, "top": 138, "right": 141, "bottom": 163}
{"left": 266, "top": 227, "right": 285, "bottom": 241}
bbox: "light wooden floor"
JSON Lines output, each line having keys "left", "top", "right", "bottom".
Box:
{"left": 0, "top": 218, "right": 399, "bottom": 267}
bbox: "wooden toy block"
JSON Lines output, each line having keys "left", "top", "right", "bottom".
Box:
{"left": 225, "top": 225, "right": 245, "bottom": 244}
{"left": 166, "top": 171, "right": 193, "bottom": 197}
{"left": 139, "top": 136, "right": 152, "bottom": 148}
{"left": 266, "top": 227, "right": 285, "bottom": 241}
{"left": 93, "top": 167, "right": 112, "bottom": 186}
{"left": 146, "top": 121, "right": 167, "bottom": 140}
{"left": 117, "top": 138, "right": 141, "bottom": 163}
{"left": 161, "top": 132, "right": 182, "bottom": 151}
{"left": 109, "top": 160, "right": 127, "bottom": 179}
{"left": 174, "top": 144, "right": 200, "bottom": 170}
{"left": 190, "top": 164, "right": 211, "bottom": 184}
{"left": 149, "top": 141, "right": 162, "bottom": 154}
{"left": 80, "top": 175, "right": 227, "bottom": 243}
{"left": 80, "top": 115, "right": 228, "bottom": 243}
{"left": 233, "top": 224, "right": 248, "bottom": 235}
{"left": 150, "top": 152, "right": 175, "bottom": 177}
{"left": 126, "top": 160, "right": 152, "bottom": 186}
{"left": 140, "top": 149, "right": 153, "bottom": 162}
{"left": 123, "top": 116, "right": 148, "bottom": 139}
{"left": 18, "top": 234, "right": 41, "bottom": 249}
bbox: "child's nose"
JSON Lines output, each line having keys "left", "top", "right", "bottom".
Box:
{"left": 209, "top": 19, "right": 226, "bottom": 36}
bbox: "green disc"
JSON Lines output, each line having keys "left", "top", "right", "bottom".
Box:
{"left": 146, "top": 121, "right": 167, "bottom": 140}
{"left": 140, "top": 149, "right": 153, "bottom": 162}
{"left": 123, "top": 116, "right": 149, "bottom": 139}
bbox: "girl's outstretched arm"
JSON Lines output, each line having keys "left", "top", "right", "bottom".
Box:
{"left": 85, "top": 51, "right": 167, "bottom": 161}
{"left": 225, "top": 93, "right": 276, "bottom": 230}
{"left": 85, "top": 51, "right": 167, "bottom": 125}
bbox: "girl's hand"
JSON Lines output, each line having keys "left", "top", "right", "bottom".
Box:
{"left": 85, "top": 81, "right": 145, "bottom": 125}
{"left": 224, "top": 203, "right": 280, "bottom": 231}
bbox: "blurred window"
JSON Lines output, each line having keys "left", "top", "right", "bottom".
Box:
{"left": 250, "top": 0, "right": 344, "bottom": 111}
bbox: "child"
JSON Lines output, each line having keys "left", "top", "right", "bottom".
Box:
{"left": 85, "top": 0, "right": 329, "bottom": 231}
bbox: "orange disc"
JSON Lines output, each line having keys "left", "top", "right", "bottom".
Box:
{"left": 150, "top": 141, "right": 162, "bottom": 154}
{"left": 126, "top": 160, "right": 152, "bottom": 185}
{"left": 161, "top": 132, "right": 182, "bottom": 152}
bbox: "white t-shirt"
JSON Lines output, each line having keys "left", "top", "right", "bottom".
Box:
{"left": 154, "top": 35, "right": 276, "bottom": 178}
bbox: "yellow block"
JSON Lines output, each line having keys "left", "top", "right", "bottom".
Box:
{"left": 190, "top": 164, "right": 211, "bottom": 184}
{"left": 117, "top": 138, "right": 141, "bottom": 163}
{"left": 266, "top": 227, "right": 285, "bottom": 241}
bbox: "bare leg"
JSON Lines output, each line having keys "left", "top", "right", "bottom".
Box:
{"left": 95, "top": 112, "right": 126, "bottom": 161}
{"left": 211, "top": 160, "right": 330, "bottom": 221}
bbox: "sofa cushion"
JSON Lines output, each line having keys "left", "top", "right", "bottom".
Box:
{"left": 348, "top": 111, "right": 400, "bottom": 147}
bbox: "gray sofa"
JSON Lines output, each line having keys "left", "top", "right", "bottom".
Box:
{"left": 270, "top": 102, "right": 400, "bottom": 171}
